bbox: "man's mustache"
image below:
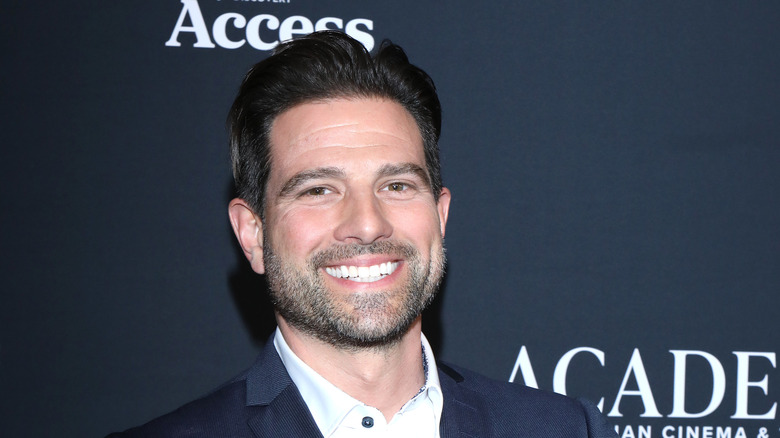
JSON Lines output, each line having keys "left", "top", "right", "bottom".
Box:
{"left": 309, "top": 240, "right": 417, "bottom": 268}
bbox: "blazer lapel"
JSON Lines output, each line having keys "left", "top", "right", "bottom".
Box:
{"left": 438, "top": 363, "right": 490, "bottom": 438}
{"left": 247, "top": 385, "right": 322, "bottom": 437}
{"left": 244, "top": 338, "right": 323, "bottom": 438}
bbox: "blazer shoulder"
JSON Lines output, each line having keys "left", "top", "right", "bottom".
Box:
{"left": 438, "top": 362, "right": 617, "bottom": 438}
{"left": 439, "top": 361, "right": 573, "bottom": 405}
{"left": 107, "top": 378, "right": 251, "bottom": 438}
{"left": 108, "top": 338, "right": 287, "bottom": 438}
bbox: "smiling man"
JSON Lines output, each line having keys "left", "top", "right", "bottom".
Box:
{"left": 110, "top": 31, "right": 616, "bottom": 437}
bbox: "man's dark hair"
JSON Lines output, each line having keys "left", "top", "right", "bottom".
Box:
{"left": 228, "top": 30, "right": 443, "bottom": 216}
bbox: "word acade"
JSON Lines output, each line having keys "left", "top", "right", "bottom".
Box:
{"left": 166, "top": 0, "right": 375, "bottom": 50}
{"left": 510, "top": 347, "right": 777, "bottom": 419}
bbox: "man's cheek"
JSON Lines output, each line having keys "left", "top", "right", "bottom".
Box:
{"left": 276, "top": 223, "right": 330, "bottom": 259}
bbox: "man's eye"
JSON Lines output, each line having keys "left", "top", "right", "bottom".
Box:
{"left": 386, "top": 182, "right": 407, "bottom": 192}
{"left": 304, "top": 187, "right": 331, "bottom": 196}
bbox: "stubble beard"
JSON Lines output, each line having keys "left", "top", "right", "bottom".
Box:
{"left": 263, "top": 238, "right": 446, "bottom": 351}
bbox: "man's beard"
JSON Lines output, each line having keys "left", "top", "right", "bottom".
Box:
{"left": 263, "top": 238, "right": 445, "bottom": 351}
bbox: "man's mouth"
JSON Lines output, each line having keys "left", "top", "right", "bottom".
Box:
{"left": 324, "top": 262, "right": 400, "bottom": 283}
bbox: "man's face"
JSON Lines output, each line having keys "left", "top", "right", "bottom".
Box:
{"left": 260, "top": 97, "right": 450, "bottom": 349}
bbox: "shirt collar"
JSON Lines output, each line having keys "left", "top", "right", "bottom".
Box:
{"left": 273, "top": 328, "right": 443, "bottom": 436}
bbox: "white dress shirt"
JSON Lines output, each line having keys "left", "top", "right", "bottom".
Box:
{"left": 274, "top": 329, "right": 444, "bottom": 438}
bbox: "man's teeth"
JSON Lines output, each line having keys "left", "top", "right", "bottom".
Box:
{"left": 324, "top": 262, "right": 399, "bottom": 282}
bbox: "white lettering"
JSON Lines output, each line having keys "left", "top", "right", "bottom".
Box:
{"left": 731, "top": 351, "right": 777, "bottom": 419}
{"left": 279, "top": 15, "right": 314, "bottom": 42}
{"left": 616, "top": 425, "right": 652, "bottom": 438}
{"left": 166, "top": 0, "right": 215, "bottom": 48}
{"left": 345, "top": 18, "right": 375, "bottom": 51}
{"left": 509, "top": 347, "right": 778, "bottom": 420}
{"left": 669, "top": 350, "right": 726, "bottom": 418}
{"left": 279, "top": 15, "right": 314, "bottom": 41}
{"left": 315, "top": 17, "right": 344, "bottom": 32}
{"left": 553, "top": 347, "right": 606, "bottom": 411}
{"left": 212, "top": 13, "right": 246, "bottom": 49}
{"left": 246, "top": 14, "right": 280, "bottom": 50}
{"left": 508, "top": 346, "right": 538, "bottom": 388}
{"left": 608, "top": 349, "right": 662, "bottom": 417}
{"left": 661, "top": 425, "right": 741, "bottom": 438}
{"left": 167, "top": 2, "right": 375, "bottom": 51}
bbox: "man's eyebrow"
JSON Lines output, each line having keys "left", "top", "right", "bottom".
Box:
{"left": 277, "top": 167, "right": 346, "bottom": 198}
{"left": 377, "top": 163, "right": 431, "bottom": 188}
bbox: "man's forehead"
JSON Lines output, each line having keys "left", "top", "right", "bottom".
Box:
{"left": 267, "top": 98, "right": 426, "bottom": 176}
{"left": 272, "top": 97, "right": 420, "bottom": 143}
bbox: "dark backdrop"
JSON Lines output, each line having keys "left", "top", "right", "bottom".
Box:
{"left": 2, "top": 1, "right": 778, "bottom": 436}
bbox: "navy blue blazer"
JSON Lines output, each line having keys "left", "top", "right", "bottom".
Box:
{"left": 110, "top": 339, "right": 616, "bottom": 437}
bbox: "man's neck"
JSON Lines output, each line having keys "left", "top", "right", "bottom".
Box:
{"left": 277, "top": 317, "right": 426, "bottom": 421}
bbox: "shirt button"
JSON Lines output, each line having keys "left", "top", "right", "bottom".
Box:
{"left": 361, "top": 416, "right": 374, "bottom": 428}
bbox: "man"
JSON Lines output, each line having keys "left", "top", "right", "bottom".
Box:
{"left": 111, "top": 31, "right": 616, "bottom": 437}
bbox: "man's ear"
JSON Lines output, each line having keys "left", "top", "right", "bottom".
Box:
{"left": 228, "top": 198, "right": 265, "bottom": 274}
{"left": 437, "top": 187, "right": 451, "bottom": 238}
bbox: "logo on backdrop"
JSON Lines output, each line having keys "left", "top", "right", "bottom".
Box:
{"left": 165, "top": 0, "right": 375, "bottom": 51}
{"left": 509, "top": 346, "right": 777, "bottom": 438}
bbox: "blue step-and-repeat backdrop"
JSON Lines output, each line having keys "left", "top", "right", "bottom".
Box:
{"left": 2, "top": 1, "right": 778, "bottom": 437}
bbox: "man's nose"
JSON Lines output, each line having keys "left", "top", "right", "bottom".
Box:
{"left": 333, "top": 190, "right": 393, "bottom": 244}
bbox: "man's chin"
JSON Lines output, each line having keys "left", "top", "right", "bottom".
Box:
{"left": 323, "top": 321, "right": 414, "bottom": 350}
{"left": 284, "top": 308, "right": 417, "bottom": 351}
